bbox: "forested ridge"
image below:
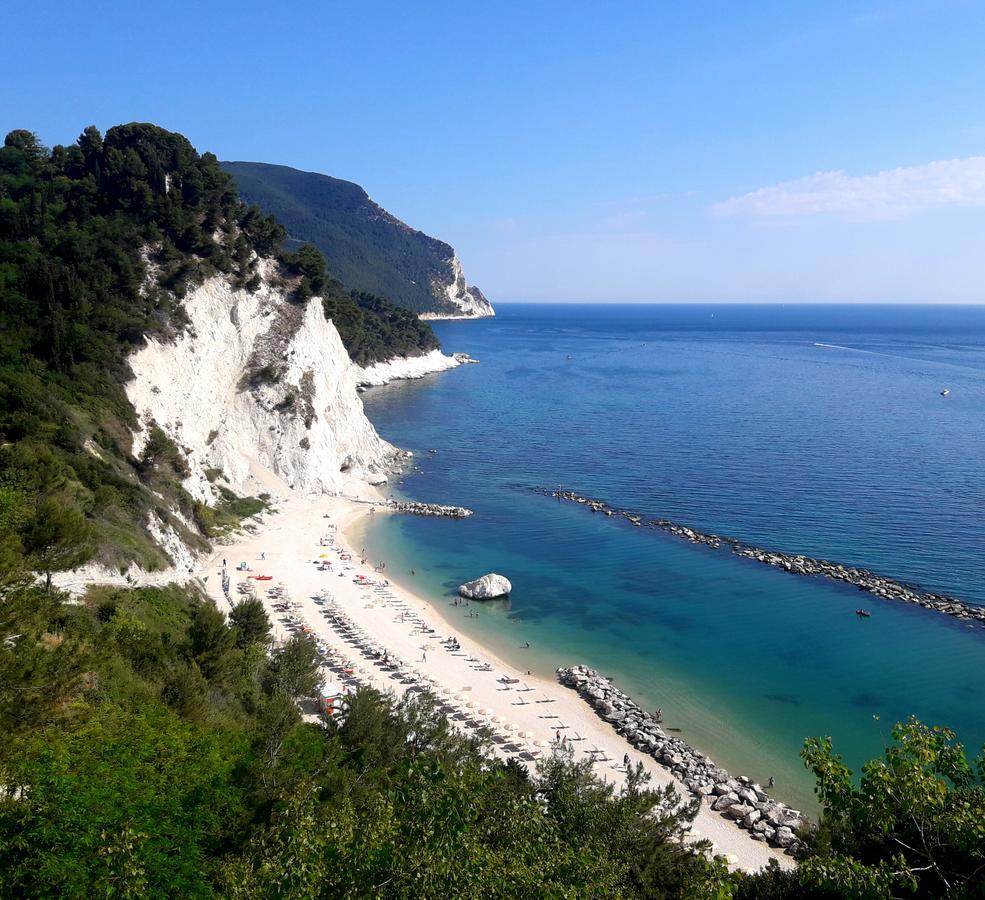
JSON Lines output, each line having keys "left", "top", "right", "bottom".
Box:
{"left": 222, "top": 161, "right": 473, "bottom": 315}
{"left": 1, "top": 124, "right": 983, "bottom": 898}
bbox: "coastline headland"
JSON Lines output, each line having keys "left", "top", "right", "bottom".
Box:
{"left": 533, "top": 487, "right": 985, "bottom": 626}
{"left": 558, "top": 665, "right": 806, "bottom": 855}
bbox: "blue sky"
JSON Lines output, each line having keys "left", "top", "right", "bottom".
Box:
{"left": 6, "top": 1, "right": 985, "bottom": 302}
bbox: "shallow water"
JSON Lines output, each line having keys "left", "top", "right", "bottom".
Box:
{"left": 358, "top": 303, "right": 985, "bottom": 813}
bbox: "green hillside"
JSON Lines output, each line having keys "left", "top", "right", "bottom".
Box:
{"left": 2, "top": 125, "right": 984, "bottom": 899}
{"left": 222, "top": 161, "right": 477, "bottom": 315}
{"left": 0, "top": 124, "right": 433, "bottom": 577}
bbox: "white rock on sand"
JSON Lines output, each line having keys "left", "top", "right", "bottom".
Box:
{"left": 458, "top": 573, "right": 512, "bottom": 599}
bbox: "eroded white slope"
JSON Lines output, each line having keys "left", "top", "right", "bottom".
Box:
{"left": 421, "top": 254, "right": 495, "bottom": 319}
{"left": 127, "top": 262, "right": 396, "bottom": 506}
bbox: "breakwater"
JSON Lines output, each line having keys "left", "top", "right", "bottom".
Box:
{"left": 558, "top": 665, "right": 806, "bottom": 855}
{"left": 533, "top": 488, "right": 985, "bottom": 626}
{"left": 387, "top": 500, "right": 473, "bottom": 518}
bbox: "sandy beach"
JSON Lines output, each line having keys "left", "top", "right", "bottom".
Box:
{"left": 199, "top": 481, "right": 792, "bottom": 873}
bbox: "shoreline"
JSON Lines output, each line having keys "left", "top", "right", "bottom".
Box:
{"left": 198, "top": 485, "right": 793, "bottom": 873}
{"left": 349, "top": 513, "right": 808, "bottom": 856}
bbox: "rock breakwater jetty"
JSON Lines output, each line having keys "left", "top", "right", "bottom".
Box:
{"left": 558, "top": 665, "right": 807, "bottom": 855}
{"left": 386, "top": 499, "right": 473, "bottom": 518}
{"left": 533, "top": 487, "right": 985, "bottom": 626}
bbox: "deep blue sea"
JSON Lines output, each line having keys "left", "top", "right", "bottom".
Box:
{"left": 356, "top": 303, "right": 985, "bottom": 813}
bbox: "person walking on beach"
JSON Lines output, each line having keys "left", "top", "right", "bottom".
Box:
{"left": 555, "top": 729, "right": 561, "bottom": 744}
{"left": 623, "top": 753, "right": 630, "bottom": 769}
{"left": 422, "top": 652, "right": 427, "bottom": 663}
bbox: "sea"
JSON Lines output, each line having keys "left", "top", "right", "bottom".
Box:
{"left": 353, "top": 303, "right": 985, "bottom": 813}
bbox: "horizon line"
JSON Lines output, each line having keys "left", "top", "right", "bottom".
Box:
{"left": 491, "top": 299, "right": 985, "bottom": 307}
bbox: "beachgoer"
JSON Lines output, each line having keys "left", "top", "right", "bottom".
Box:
{"left": 655, "top": 708, "right": 662, "bottom": 722}
{"left": 260, "top": 552, "right": 265, "bottom": 560}
{"left": 422, "top": 652, "right": 427, "bottom": 662}
{"left": 526, "top": 670, "right": 532, "bottom": 675}
{"left": 411, "top": 569, "right": 416, "bottom": 575}
{"left": 768, "top": 776, "right": 775, "bottom": 788}
{"left": 555, "top": 729, "right": 561, "bottom": 744}
{"left": 623, "top": 753, "right": 630, "bottom": 769}
{"left": 523, "top": 641, "right": 530, "bottom": 648}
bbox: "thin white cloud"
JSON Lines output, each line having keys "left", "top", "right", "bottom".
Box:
{"left": 715, "top": 156, "right": 985, "bottom": 220}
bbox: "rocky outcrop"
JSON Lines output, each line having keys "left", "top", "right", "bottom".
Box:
{"left": 419, "top": 256, "right": 495, "bottom": 319}
{"left": 127, "top": 259, "right": 398, "bottom": 509}
{"left": 459, "top": 573, "right": 512, "bottom": 599}
{"left": 534, "top": 488, "right": 985, "bottom": 626}
{"left": 558, "top": 665, "right": 807, "bottom": 856}
{"left": 355, "top": 349, "right": 478, "bottom": 389}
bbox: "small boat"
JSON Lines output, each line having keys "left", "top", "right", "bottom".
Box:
{"left": 856, "top": 608, "right": 871, "bottom": 618}
{"left": 941, "top": 388, "right": 950, "bottom": 396}
{"left": 249, "top": 574, "right": 273, "bottom": 581}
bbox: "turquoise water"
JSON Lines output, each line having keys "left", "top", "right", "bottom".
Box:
{"left": 357, "top": 304, "right": 985, "bottom": 813}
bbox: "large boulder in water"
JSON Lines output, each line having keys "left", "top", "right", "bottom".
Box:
{"left": 458, "top": 573, "right": 512, "bottom": 599}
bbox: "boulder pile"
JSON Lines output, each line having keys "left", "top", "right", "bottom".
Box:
{"left": 558, "top": 665, "right": 807, "bottom": 855}
{"left": 534, "top": 488, "right": 985, "bottom": 626}
{"left": 388, "top": 500, "right": 472, "bottom": 518}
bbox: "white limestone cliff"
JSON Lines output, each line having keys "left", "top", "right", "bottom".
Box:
{"left": 421, "top": 254, "right": 495, "bottom": 319}
{"left": 126, "top": 259, "right": 397, "bottom": 518}
{"left": 355, "top": 348, "right": 462, "bottom": 387}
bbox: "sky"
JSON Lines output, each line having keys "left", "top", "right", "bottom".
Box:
{"left": 5, "top": 0, "right": 985, "bottom": 302}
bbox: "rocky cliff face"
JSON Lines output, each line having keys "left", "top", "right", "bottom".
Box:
{"left": 126, "top": 259, "right": 397, "bottom": 508}
{"left": 222, "top": 161, "right": 495, "bottom": 319}
{"left": 421, "top": 254, "right": 495, "bottom": 320}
